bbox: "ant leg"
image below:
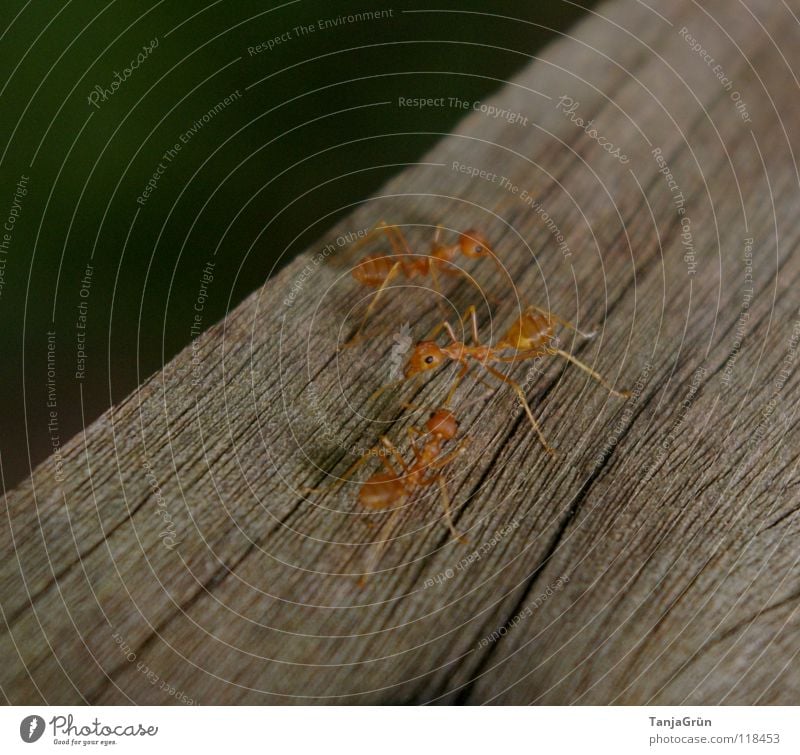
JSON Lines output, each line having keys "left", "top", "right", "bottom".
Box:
{"left": 429, "top": 262, "right": 448, "bottom": 319}
{"left": 345, "top": 260, "right": 403, "bottom": 345}
{"left": 429, "top": 437, "right": 470, "bottom": 470}
{"left": 385, "top": 223, "right": 413, "bottom": 256}
{"left": 371, "top": 221, "right": 414, "bottom": 258}
{"left": 399, "top": 399, "right": 436, "bottom": 412}
{"left": 425, "top": 304, "right": 479, "bottom": 343}
{"left": 443, "top": 305, "right": 480, "bottom": 342}
{"left": 446, "top": 361, "right": 471, "bottom": 405}
{"left": 472, "top": 372, "right": 499, "bottom": 394}
{"left": 420, "top": 314, "right": 458, "bottom": 347}
{"left": 468, "top": 306, "right": 480, "bottom": 345}
{"left": 303, "top": 442, "right": 388, "bottom": 494}
{"left": 485, "top": 245, "right": 507, "bottom": 284}
{"left": 437, "top": 475, "right": 468, "bottom": 543}
{"left": 492, "top": 348, "right": 546, "bottom": 363}
{"left": 356, "top": 440, "right": 412, "bottom": 586}
{"left": 481, "top": 364, "right": 555, "bottom": 455}
{"left": 449, "top": 304, "right": 479, "bottom": 344}
{"left": 379, "top": 436, "right": 410, "bottom": 475}
{"left": 358, "top": 506, "right": 404, "bottom": 588}
{"left": 345, "top": 220, "right": 400, "bottom": 258}
{"left": 549, "top": 348, "right": 631, "bottom": 398}
{"left": 529, "top": 305, "right": 596, "bottom": 339}
{"left": 424, "top": 317, "right": 454, "bottom": 344}
{"left": 368, "top": 372, "right": 418, "bottom": 403}
{"left": 400, "top": 394, "right": 452, "bottom": 413}
{"left": 405, "top": 427, "right": 424, "bottom": 458}
{"left": 448, "top": 304, "right": 479, "bottom": 343}
{"left": 369, "top": 379, "right": 403, "bottom": 403}
{"left": 419, "top": 441, "right": 471, "bottom": 542}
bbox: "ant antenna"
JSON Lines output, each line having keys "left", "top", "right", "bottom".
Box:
{"left": 369, "top": 375, "right": 417, "bottom": 403}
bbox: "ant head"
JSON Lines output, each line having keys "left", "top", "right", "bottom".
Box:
{"left": 459, "top": 229, "right": 491, "bottom": 259}
{"left": 426, "top": 408, "right": 458, "bottom": 439}
{"left": 404, "top": 341, "right": 445, "bottom": 378}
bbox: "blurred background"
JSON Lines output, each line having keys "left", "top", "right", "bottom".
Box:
{"left": 0, "top": 0, "right": 598, "bottom": 489}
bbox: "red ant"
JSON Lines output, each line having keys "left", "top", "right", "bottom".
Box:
{"left": 305, "top": 405, "right": 472, "bottom": 585}
{"left": 345, "top": 222, "right": 500, "bottom": 342}
{"left": 395, "top": 304, "right": 630, "bottom": 454}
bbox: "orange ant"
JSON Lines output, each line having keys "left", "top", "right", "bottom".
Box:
{"left": 305, "top": 405, "right": 473, "bottom": 585}
{"left": 393, "top": 304, "right": 630, "bottom": 454}
{"left": 344, "top": 221, "right": 500, "bottom": 342}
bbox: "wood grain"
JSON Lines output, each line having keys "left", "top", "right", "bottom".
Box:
{"left": 3, "top": 0, "right": 800, "bottom": 704}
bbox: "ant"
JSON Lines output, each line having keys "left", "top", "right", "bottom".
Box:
{"left": 394, "top": 304, "right": 630, "bottom": 454}
{"left": 344, "top": 221, "right": 500, "bottom": 342}
{"left": 305, "top": 405, "right": 472, "bottom": 585}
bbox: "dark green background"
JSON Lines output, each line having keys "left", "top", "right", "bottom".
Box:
{"left": 0, "top": 1, "right": 595, "bottom": 488}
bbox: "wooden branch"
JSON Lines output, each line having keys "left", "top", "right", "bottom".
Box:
{"left": 3, "top": 0, "right": 800, "bottom": 704}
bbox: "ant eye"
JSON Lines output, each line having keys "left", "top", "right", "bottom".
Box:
{"left": 475, "top": 245, "right": 483, "bottom": 253}
{"left": 424, "top": 355, "right": 434, "bottom": 364}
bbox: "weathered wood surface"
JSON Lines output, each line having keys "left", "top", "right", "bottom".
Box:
{"left": 3, "top": 0, "right": 800, "bottom": 704}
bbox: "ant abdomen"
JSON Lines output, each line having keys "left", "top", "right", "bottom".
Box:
{"left": 352, "top": 255, "right": 395, "bottom": 287}
{"left": 426, "top": 409, "right": 458, "bottom": 439}
{"left": 343, "top": 223, "right": 499, "bottom": 343}
{"left": 358, "top": 472, "right": 405, "bottom": 509}
{"left": 499, "top": 310, "right": 553, "bottom": 350}
{"left": 520, "top": 310, "right": 554, "bottom": 347}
